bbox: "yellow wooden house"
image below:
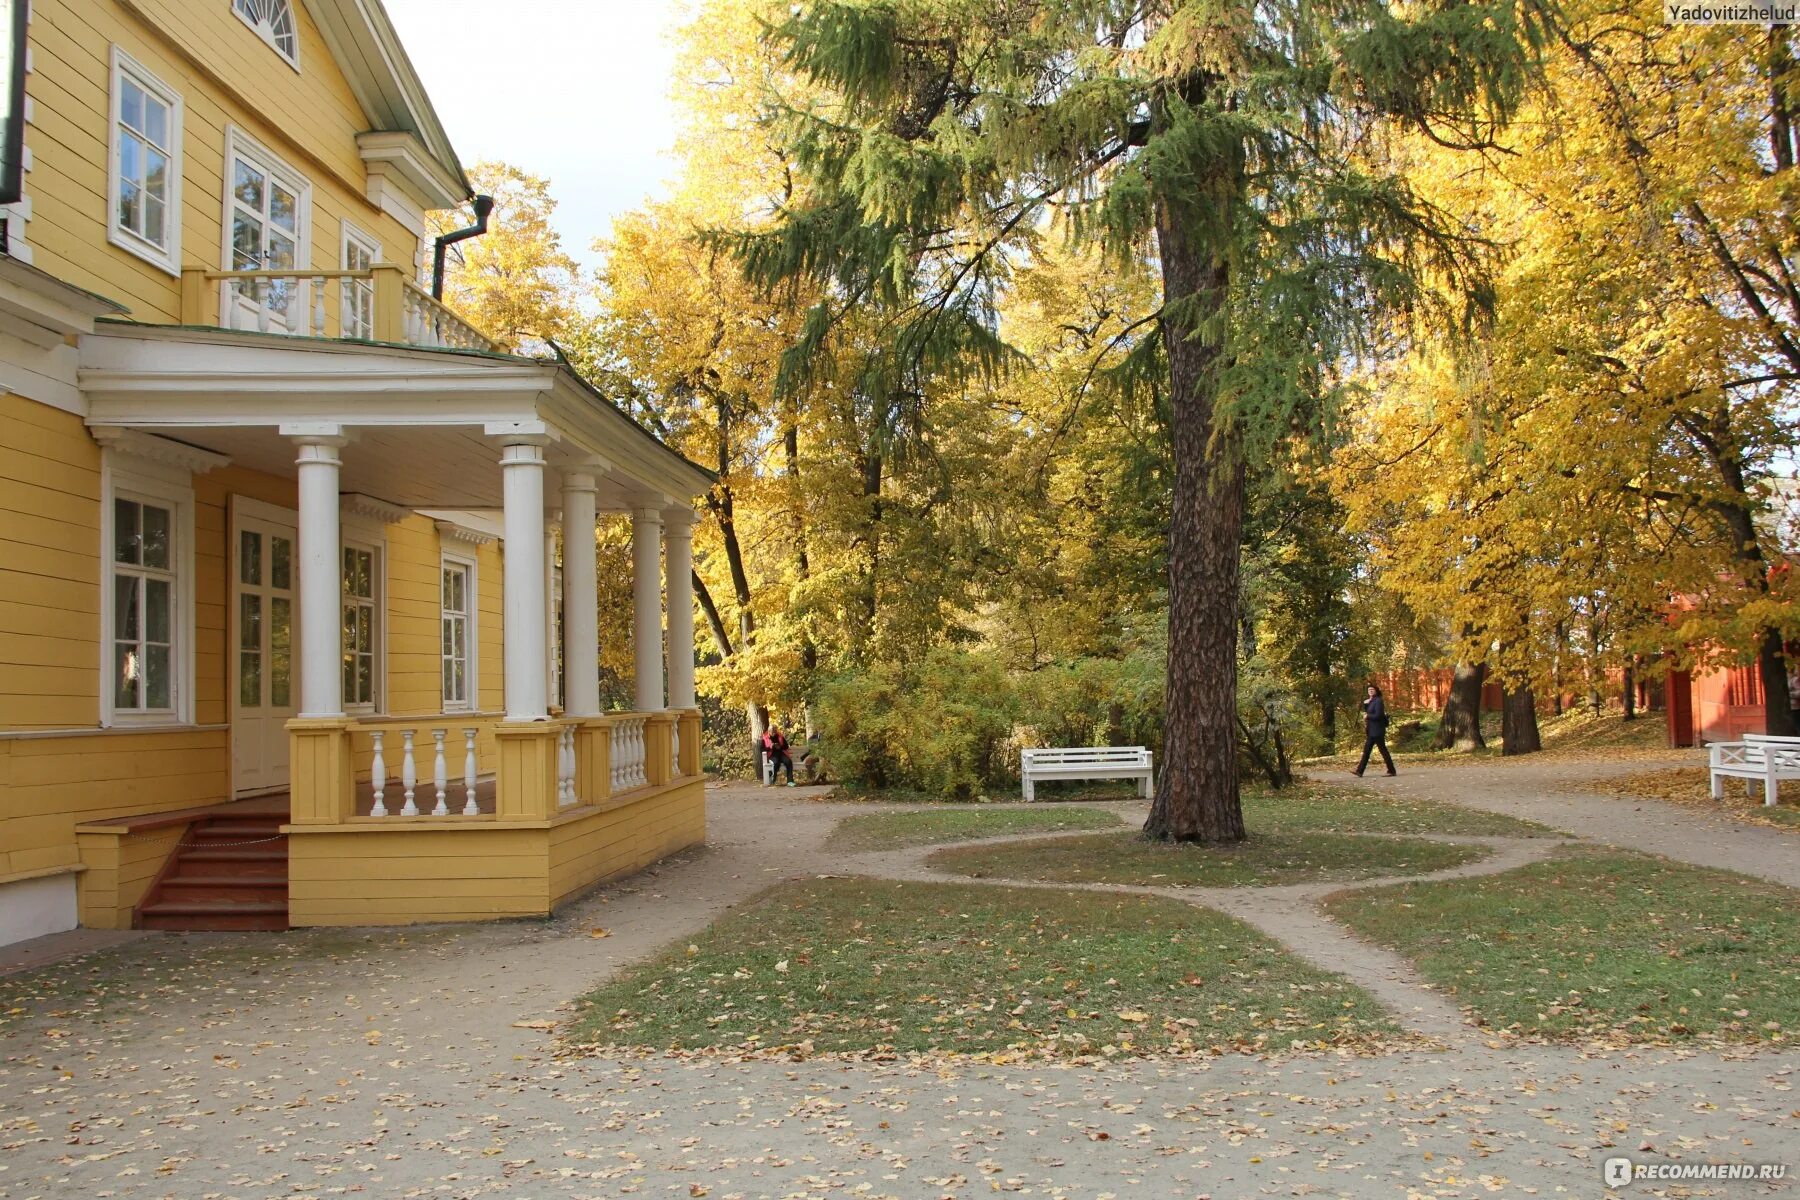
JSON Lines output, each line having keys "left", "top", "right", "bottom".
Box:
{"left": 0, "top": 0, "right": 711, "bottom": 946}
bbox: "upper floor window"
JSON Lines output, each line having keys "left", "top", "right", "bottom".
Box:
{"left": 233, "top": 0, "right": 298, "bottom": 67}
{"left": 107, "top": 49, "right": 183, "bottom": 275}
{"left": 222, "top": 128, "right": 311, "bottom": 330}
{"left": 340, "top": 222, "right": 380, "bottom": 340}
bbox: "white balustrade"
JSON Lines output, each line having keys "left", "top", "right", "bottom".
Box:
{"left": 370, "top": 730, "right": 389, "bottom": 817}
{"left": 400, "top": 729, "right": 419, "bottom": 816}
{"left": 431, "top": 729, "right": 449, "bottom": 816}
{"left": 206, "top": 269, "right": 498, "bottom": 351}
{"left": 671, "top": 719, "right": 681, "bottom": 776}
{"left": 363, "top": 723, "right": 488, "bottom": 818}
{"left": 609, "top": 717, "right": 648, "bottom": 792}
{"left": 462, "top": 728, "right": 480, "bottom": 816}
{"left": 557, "top": 723, "right": 577, "bottom": 808}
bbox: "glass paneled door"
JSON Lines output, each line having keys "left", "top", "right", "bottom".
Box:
{"left": 231, "top": 500, "right": 298, "bottom": 795}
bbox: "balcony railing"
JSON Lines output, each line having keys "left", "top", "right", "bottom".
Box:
{"left": 286, "top": 710, "right": 701, "bottom": 827}
{"left": 179, "top": 264, "right": 499, "bottom": 353}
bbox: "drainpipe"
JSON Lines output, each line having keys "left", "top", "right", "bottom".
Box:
{"left": 431, "top": 193, "right": 495, "bottom": 300}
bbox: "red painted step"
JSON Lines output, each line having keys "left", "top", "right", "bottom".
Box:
{"left": 135, "top": 803, "right": 290, "bottom": 932}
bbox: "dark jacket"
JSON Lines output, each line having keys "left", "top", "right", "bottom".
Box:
{"left": 1361, "top": 695, "right": 1388, "bottom": 732}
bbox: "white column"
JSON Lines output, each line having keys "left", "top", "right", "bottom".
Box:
{"left": 500, "top": 440, "right": 549, "bottom": 721}
{"left": 561, "top": 473, "right": 601, "bottom": 717}
{"left": 291, "top": 428, "right": 346, "bottom": 718}
{"left": 663, "top": 509, "right": 696, "bottom": 710}
{"left": 632, "top": 506, "right": 664, "bottom": 712}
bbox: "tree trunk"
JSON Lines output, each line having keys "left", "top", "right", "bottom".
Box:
{"left": 1434, "top": 660, "right": 1488, "bottom": 751}
{"left": 1501, "top": 685, "right": 1541, "bottom": 755}
{"left": 1622, "top": 659, "right": 1637, "bottom": 721}
{"left": 846, "top": 447, "right": 883, "bottom": 661}
{"left": 1141, "top": 186, "right": 1245, "bottom": 845}
{"left": 1319, "top": 696, "right": 1337, "bottom": 745}
{"left": 785, "top": 410, "right": 819, "bottom": 738}
{"left": 1756, "top": 626, "right": 1798, "bottom": 736}
{"left": 1550, "top": 620, "right": 1565, "bottom": 716}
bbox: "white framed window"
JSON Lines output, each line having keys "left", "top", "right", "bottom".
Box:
{"left": 107, "top": 48, "right": 183, "bottom": 276}
{"left": 221, "top": 127, "right": 311, "bottom": 330}
{"left": 342, "top": 539, "right": 381, "bottom": 711}
{"left": 99, "top": 456, "right": 196, "bottom": 726}
{"left": 340, "top": 221, "right": 380, "bottom": 340}
{"left": 232, "top": 0, "right": 299, "bottom": 68}
{"left": 441, "top": 555, "right": 476, "bottom": 710}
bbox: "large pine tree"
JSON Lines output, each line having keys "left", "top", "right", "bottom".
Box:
{"left": 733, "top": 0, "right": 1549, "bottom": 841}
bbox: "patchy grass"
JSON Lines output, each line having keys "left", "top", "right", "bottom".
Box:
{"left": 825, "top": 806, "right": 1124, "bottom": 852}
{"left": 825, "top": 780, "right": 1145, "bottom": 805}
{"left": 1248, "top": 781, "right": 1561, "bottom": 838}
{"left": 928, "top": 829, "right": 1488, "bottom": 889}
{"left": 1576, "top": 766, "right": 1800, "bottom": 830}
{"left": 569, "top": 877, "right": 1398, "bottom": 1059}
{"left": 1310, "top": 708, "right": 1672, "bottom": 769}
{"left": 1325, "top": 849, "right": 1800, "bottom": 1045}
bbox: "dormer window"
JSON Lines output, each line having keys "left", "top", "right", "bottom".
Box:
{"left": 233, "top": 0, "right": 298, "bottom": 67}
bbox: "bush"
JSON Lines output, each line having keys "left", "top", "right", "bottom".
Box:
{"left": 813, "top": 638, "right": 1168, "bottom": 799}
{"left": 815, "top": 650, "right": 1020, "bottom": 798}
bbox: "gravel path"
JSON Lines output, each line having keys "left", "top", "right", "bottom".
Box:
{"left": 1339, "top": 751, "right": 1800, "bottom": 888}
{"left": 1, "top": 772, "right": 1795, "bottom": 1200}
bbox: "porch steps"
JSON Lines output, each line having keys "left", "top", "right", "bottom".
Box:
{"left": 136, "top": 803, "right": 290, "bottom": 932}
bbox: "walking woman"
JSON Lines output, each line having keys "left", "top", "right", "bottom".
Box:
{"left": 1353, "top": 683, "right": 1397, "bottom": 777}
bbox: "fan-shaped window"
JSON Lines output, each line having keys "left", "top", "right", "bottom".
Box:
{"left": 233, "top": 0, "right": 298, "bottom": 66}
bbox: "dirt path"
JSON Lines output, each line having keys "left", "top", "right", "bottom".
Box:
{"left": 1, "top": 775, "right": 1795, "bottom": 1200}
{"left": 1336, "top": 751, "right": 1800, "bottom": 887}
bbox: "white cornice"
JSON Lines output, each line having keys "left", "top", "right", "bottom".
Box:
{"left": 341, "top": 493, "right": 411, "bottom": 525}
{"left": 0, "top": 256, "right": 129, "bottom": 347}
{"left": 357, "top": 131, "right": 464, "bottom": 212}
{"left": 434, "top": 519, "right": 495, "bottom": 547}
{"left": 90, "top": 427, "right": 231, "bottom": 475}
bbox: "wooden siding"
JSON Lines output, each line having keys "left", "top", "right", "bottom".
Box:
{"left": 547, "top": 779, "right": 706, "bottom": 908}
{"left": 25, "top": 0, "right": 424, "bottom": 322}
{"left": 286, "top": 779, "right": 707, "bottom": 927}
{"left": 2, "top": 729, "right": 227, "bottom": 879}
{"left": 0, "top": 396, "right": 100, "bottom": 730}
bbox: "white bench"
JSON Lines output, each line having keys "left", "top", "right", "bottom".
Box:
{"left": 1021, "top": 746, "right": 1153, "bottom": 802}
{"left": 1709, "top": 733, "right": 1800, "bottom": 807}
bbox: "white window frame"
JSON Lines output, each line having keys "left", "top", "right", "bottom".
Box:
{"left": 340, "top": 524, "right": 385, "bottom": 715}
{"left": 219, "top": 125, "right": 312, "bottom": 329}
{"left": 440, "top": 552, "right": 477, "bottom": 712}
{"left": 339, "top": 220, "right": 381, "bottom": 340}
{"left": 232, "top": 0, "right": 300, "bottom": 70}
{"left": 106, "top": 47, "right": 183, "bottom": 277}
{"left": 99, "top": 454, "right": 197, "bottom": 727}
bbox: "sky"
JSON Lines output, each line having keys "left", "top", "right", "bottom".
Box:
{"left": 382, "top": 0, "right": 686, "bottom": 273}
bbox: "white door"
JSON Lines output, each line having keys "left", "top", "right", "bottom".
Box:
{"left": 231, "top": 501, "right": 298, "bottom": 795}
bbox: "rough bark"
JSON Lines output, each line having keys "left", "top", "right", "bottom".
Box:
{"left": 1434, "top": 660, "right": 1488, "bottom": 751}
{"left": 785, "top": 410, "right": 818, "bottom": 738}
{"left": 1701, "top": 433, "right": 1799, "bottom": 737}
{"left": 1142, "top": 169, "right": 1246, "bottom": 845}
{"left": 846, "top": 447, "right": 883, "bottom": 660}
{"left": 1501, "top": 685, "right": 1542, "bottom": 755}
{"left": 1622, "top": 659, "right": 1637, "bottom": 720}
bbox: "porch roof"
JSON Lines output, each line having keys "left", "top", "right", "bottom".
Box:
{"left": 76, "top": 322, "right": 714, "bottom": 512}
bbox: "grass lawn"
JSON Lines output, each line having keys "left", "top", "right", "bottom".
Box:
{"left": 825, "top": 805, "right": 1125, "bottom": 852}
{"left": 1325, "top": 849, "right": 1800, "bottom": 1045}
{"left": 569, "top": 878, "right": 1399, "bottom": 1058}
{"left": 827, "top": 780, "right": 1145, "bottom": 805}
{"left": 928, "top": 829, "right": 1489, "bottom": 888}
{"left": 1308, "top": 709, "right": 1670, "bottom": 769}
{"left": 1247, "top": 781, "right": 1561, "bottom": 838}
{"left": 1577, "top": 766, "right": 1800, "bottom": 831}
